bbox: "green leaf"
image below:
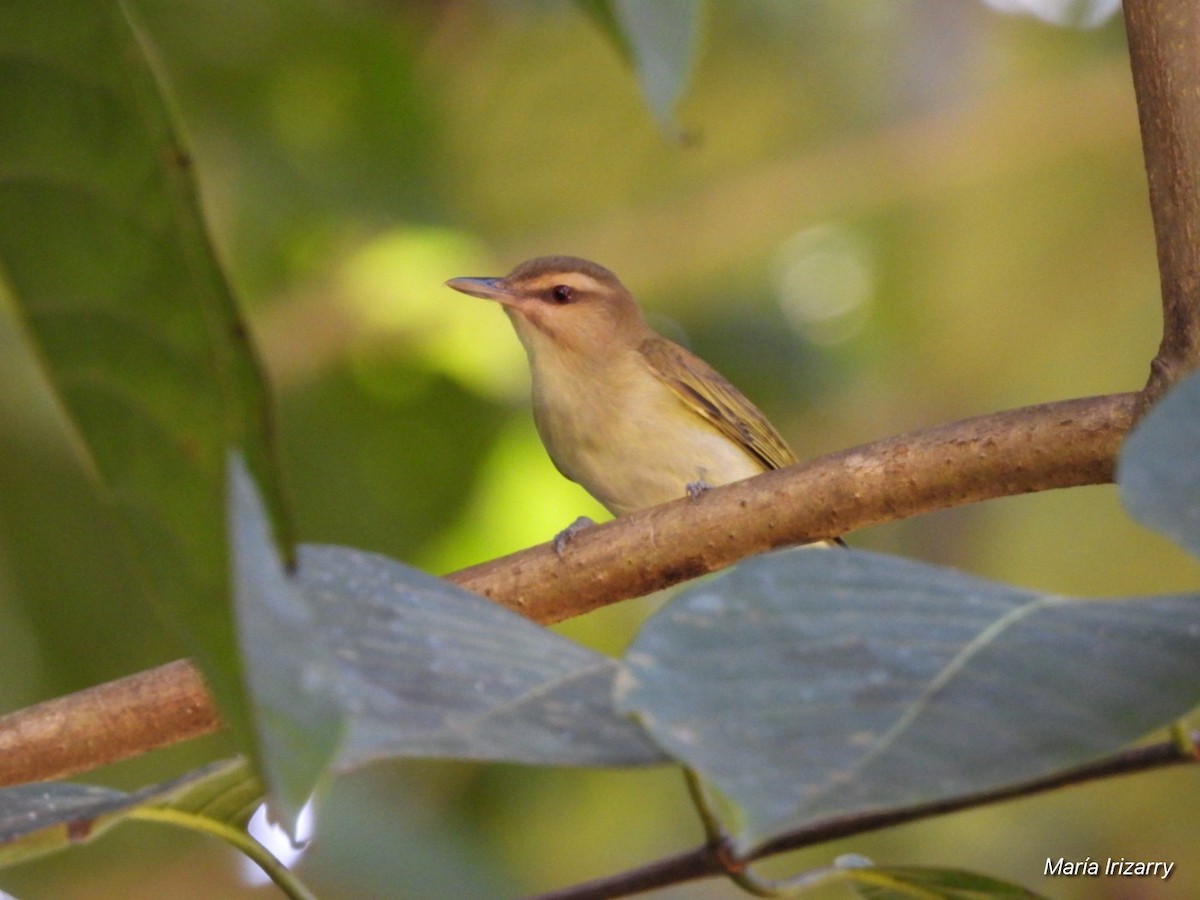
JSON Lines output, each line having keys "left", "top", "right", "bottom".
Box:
{"left": 847, "top": 861, "right": 1045, "bottom": 899}
{"left": 575, "top": 0, "right": 631, "bottom": 61}
{"left": 0, "top": 2, "right": 290, "bottom": 746}
{"left": 296, "top": 542, "right": 666, "bottom": 768}
{"left": 1118, "top": 371, "right": 1200, "bottom": 560}
{"left": 689, "top": 852, "right": 1045, "bottom": 899}
{"left": 0, "top": 759, "right": 315, "bottom": 897}
{"left": 617, "top": 548, "right": 1200, "bottom": 850}
{"left": 157, "top": 757, "right": 264, "bottom": 830}
{"left": 0, "top": 759, "right": 259, "bottom": 868}
{"left": 582, "top": 0, "right": 703, "bottom": 130}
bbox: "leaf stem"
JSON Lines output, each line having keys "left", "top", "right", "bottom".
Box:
{"left": 680, "top": 768, "right": 843, "bottom": 899}
{"left": 127, "top": 806, "right": 317, "bottom": 900}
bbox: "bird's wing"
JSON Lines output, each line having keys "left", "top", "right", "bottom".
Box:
{"left": 638, "top": 337, "right": 798, "bottom": 470}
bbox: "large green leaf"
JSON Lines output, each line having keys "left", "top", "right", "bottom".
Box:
{"left": 0, "top": 2, "right": 289, "bottom": 746}
{"left": 1118, "top": 370, "right": 1200, "bottom": 560}
{"left": 617, "top": 548, "right": 1200, "bottom": 850}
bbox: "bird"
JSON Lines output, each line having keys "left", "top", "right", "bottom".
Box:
{"left": 446, "top": 256, "right": 833, "bottom": 542}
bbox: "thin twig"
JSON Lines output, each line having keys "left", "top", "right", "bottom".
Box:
{"left": 449, "top": 393, "right": 1135, "bottom": 623}
{"left": 530, "top": 735, "right": 1200, "bottom": 900}
{"left": 129, "top": 807, "right": 317, "bottom": 900}
{"left": 0, "top": 660, "right": 218, "bottom": 787}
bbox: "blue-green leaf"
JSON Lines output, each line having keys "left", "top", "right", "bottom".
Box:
{"left": 581, "top": 0, "right": 703, "bottom": 130}
{"left": 0, "top": 759, "right": 258, "bottom": 869}
{"left": 230, "top": 460, "right": 663, "bottom": 823}
{"left": 1119, "top": 371, "right": 1200, "bottom": 559}
{"left": 296, "top": 543, "right": 665, "bottom": 769}
{"left": 230, "top": 458, "right": 342, "bottom": 834}
{"left": 618, "top": 548, "right": 1200, "bottom": 850}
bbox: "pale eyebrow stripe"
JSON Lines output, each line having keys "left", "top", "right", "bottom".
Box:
{"left": 532, "top": 274, "right": 607, "bottom": 293}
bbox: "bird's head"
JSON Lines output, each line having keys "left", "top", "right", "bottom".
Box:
{"left": 446, "top": 256, "right": 648, "bottom": 360}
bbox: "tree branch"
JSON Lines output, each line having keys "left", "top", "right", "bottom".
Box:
{"left": 0, "top": 660, "right": 218, "bottom": 786}
{"left": 0, "top": 394, "right": 1135, "bottom": 787}
{"left": 449, "top": 393, "right": 1135, "bottom": 623}
{"left": 531, "top": 734, "right": 1200, "bottom": 900}
{"left": 1124, "top": 0, "right": 1200, "bottom": 415}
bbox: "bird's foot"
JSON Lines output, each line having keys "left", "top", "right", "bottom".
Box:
{"left": 552, "top": 516, "right": 596, "bottom": 557}
{"left": 685, "top": 479, "right": 712, "bottom": 500}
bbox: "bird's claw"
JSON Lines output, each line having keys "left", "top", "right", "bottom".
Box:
{"left": 552, "top": 516, "right": 596, "bottom": 556}
{"left": 685, "top": 479, "right": 712, "bottom": 500}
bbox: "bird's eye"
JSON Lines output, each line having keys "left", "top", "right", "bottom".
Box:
{"left": 550, "top": 284, "right": 573, "bottom": 304}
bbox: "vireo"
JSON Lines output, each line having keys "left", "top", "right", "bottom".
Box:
{"left": 447, "top": 257, "right": 822, "bottom": 528}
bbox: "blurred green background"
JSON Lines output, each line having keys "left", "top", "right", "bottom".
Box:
{"left": 2, "top": 0, "right": 1197, "bottom": 897}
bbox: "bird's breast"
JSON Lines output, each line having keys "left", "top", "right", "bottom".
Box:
{"left": 528, "top": 353, "right": 763, "bottom": 516}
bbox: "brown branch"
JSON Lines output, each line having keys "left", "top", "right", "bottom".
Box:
{"left": 531, "top": 734, "right": 1200, "bottom": 900}
{"left": 0, "top": 394, "right": 1136, "bottom": 787}
{"left": 0, "top": 660, "right": 219, "bottom": 786}
{"left": 449, "top": 393, "right": 1136, "bottom": 623}
{"left": 1124, "top": 0, "right": 1200, "bottom": 415}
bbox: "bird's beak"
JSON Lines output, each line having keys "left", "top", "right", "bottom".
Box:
{"left": 445, "top": 276, "right": 519, "bottom": 306}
